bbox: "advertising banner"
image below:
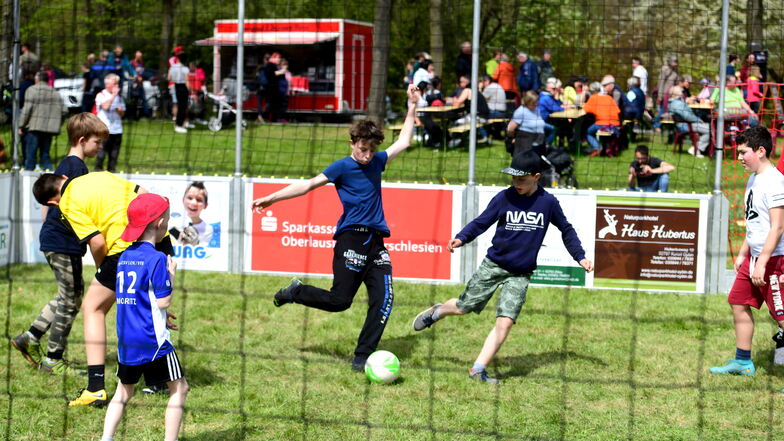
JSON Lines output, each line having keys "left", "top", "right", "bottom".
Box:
{"left": 132, "top": 175, "right": 232, "bottom": 272}
{"left": 0, "top": 173, "right": 12, "bottom": 265}
{"left": 246, "top": 180, "right": 462, "bottom": 282}
{"left": 593, "top": 195, "right": 706, "bottom": 292}
{"left": 475, "top": 187, "right": 596, "bottom": 287}
{"left": 20, "top": 173, "right": 46, "bottom": 264}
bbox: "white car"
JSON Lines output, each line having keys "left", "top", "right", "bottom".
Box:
{"left": 53, "top": 77, "right": 160, "bottom": 112}
{"left": 53, "top": 77, "right": 83, "bottom": 109}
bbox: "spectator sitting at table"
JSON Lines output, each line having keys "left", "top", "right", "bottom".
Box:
{"left": 481, "top": 75, "right": 507, "bottom": 119}
{"left": 507, "top": 90, "right": 546, "bottom": 157}
{"left": 710, "top": 75, "right": 758, "bottom": 127}
{"left": 582, "top": 78, "right": 621, "bottom": 156}
{"left": 415, "top": 80, "right": 445, "bottom": 148}
{"left": 562, "top": 76, "right": 587, "bottom": 108}
{"left": 449, "top": 75, "right": 490, "bottom": 143}
{"left": 677, "top": 74, "right": 694, "bottom": 103}
{"left": 668, "top": 86, "right": 711, "bottom": 158}
{"left": 492, "top": 53, "right": 518, "bottom": 101}
{"left": 537, "top": 77, "right": 565, "bottom": 145}
{"left": 516, "top": 51, "right": 539, "bottom": 95}
{"left": 627, "top": 145, "right": 675, "bottom": 192}
{"left": 623, "top": 77, "right": 646, "bottom": 121}
{"left": 696, "top": 78, "right": 712, "bottom": 101}
{"left": 412, "top": 59, "right": 434, "bottom": 89}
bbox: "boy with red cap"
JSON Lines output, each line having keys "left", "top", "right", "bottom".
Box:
{"left": 101, "top": 193, "right": 188, "bottom": 441}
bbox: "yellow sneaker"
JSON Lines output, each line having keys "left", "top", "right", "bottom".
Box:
{"left": 68, "top": 389, "right": 108, "bottom": 407}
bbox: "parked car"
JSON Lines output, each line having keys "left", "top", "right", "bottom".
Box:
{"left": 54, "top": 69, "right": 161, "bottom": 115}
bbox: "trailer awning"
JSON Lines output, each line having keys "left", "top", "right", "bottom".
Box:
{"left": 194, "top": 32, "right": 339, "bottom": 46}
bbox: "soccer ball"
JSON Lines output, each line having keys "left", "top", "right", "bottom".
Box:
{"left": 364, "top": 350, "right": 400, "bottom": 384}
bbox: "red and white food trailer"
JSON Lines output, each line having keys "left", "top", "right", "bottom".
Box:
{"left": 195, "top": 18, "right": 373, "bottom": 114}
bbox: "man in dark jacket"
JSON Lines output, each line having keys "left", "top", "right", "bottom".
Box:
{"left": 516, "top": 52, "right": 539, "bottom": 95}
{"left": 455, "top": 41, "right": 472, "bottom": 82}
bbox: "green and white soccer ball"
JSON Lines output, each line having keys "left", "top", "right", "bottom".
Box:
{"left": 364, "top": 350, "right": 400, "bottom": 384}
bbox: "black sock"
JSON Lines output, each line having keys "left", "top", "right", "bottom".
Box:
{"left": 87, "top": 365, "right": 105, "bottom": 391}
{"left": 28, "top": 327, "right": 45, "bottom": 341}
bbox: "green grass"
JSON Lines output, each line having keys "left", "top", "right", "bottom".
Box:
{"left": 4, "top": 264, "right": 784, "bottom": 440}
{"left": 1, "top": 120, "right": 718, "bottom": 193}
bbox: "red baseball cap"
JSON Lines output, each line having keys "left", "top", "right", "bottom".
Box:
{"left": 121, "top": 193, "right": 170, "bottom": 242}
{"left": 173, "top": 46, "right": 184, "bottom": 55}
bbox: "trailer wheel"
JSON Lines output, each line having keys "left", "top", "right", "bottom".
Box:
{"left": 208, "top": 117, "right": 222, "bottom": 132}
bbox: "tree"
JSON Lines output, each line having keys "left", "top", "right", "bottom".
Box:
{"left": 429, "top": 0, "right": 444, "bottom": 76}
{"left": 746, "top": 0, "right": 763, "bottom": 52}
{"left": 367, "top": 0, "right": 391, "bottom": 123}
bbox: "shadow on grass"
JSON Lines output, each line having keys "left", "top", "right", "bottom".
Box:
{"left": 183, "top": 364, "right": 225, "bottom": 388}
{"left": 498, "top": 350, "right": 607, "bottom": 379}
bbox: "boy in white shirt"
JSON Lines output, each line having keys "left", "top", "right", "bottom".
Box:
{"left": 711, "top": 126, "right": 784, "bottom": 376}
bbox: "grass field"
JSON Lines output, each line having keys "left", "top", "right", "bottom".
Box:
{"left": 4, "top": 263, "right": 784, "bottom": 440}
{"left": 1, "top": 119, "right": 720, "bottom": 193}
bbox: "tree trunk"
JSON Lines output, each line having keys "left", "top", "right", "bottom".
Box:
{"left": 160, "top": 0, "right": 175, "bottom": 74}
{"left": 429, "top": 0, "right": 444, "bottom": 77}
{"left": 367, "top": 0, "right": 391, "bottom": 124}
{"left": 0, "top": 0, "right": 13, "bottom": 83}
{"left": 746, "top": 0, "right": 763, "bottom": 52}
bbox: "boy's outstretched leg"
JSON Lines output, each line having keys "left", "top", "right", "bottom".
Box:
{"left": 412, "top": 298, "right": 464, "bottom": 331}
{"left": 710, "top": 304, "right": 756, "bottom": 375}
{"left": 468, "top": 316, "right": 514, "bottom": 385}
{"left": 165, "top": 378, "right": 189, "bottom": 441}
{"left": 352, "top": 257, "right": 393, "bottom": 370}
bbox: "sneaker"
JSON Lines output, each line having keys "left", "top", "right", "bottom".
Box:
{"left": 351, "top": 355, "right": 368, "bottom": 372}
{"left": 10, "top": 332, "right": 42, "bottom": 366}
{"left": 184, "top": 122, "right": 196, "bottom": 129}
{"left": 412, "top": 304, "right": 442, "bottom": 331}
{"left": 174, "top": 126, "right": 188, "bottom": 134}
{"left": 709, "top": 359, "right": 756, "bottom": 376}
{"left": 68, "top": 389, "right": 108, "bottom": 407}
{"left": 468, "top": 368, "right": 500, "bottom": 384}
{"left": 142, "top": 383, "right": 170, "bottom": 395}
{"left": 40, "top": 358, "right": 87, "bottom": 376}
{"left": 772, "top": 330, "right": 784, "bottom": 365}
{"left": 273, "top": 278, "right": 302, "bottom": 307}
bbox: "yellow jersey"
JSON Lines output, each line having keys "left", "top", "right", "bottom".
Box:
{"left": 58, "top": 172, "right": 139, "bottom": 256}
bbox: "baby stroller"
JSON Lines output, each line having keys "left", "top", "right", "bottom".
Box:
{"left": 540, "top": 145, "right": 578, "bottom": 188}
{"left": 205, "top": 79, "right": 249, "bottom": 132}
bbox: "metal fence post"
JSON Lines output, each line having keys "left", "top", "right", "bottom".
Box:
{"left": 706, "top": 194, "right": 730, "bottom": 294}
{"left": 231, "top": 0, "right": 246, "bottom": 274}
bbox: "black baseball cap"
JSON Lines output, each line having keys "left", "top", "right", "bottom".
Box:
{"left": 501, "top": 150, "right": 542, "bottom": 176}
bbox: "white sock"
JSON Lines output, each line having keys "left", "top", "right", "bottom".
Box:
{"left": 101, "top": 437, "right": 113, "bottom": 441}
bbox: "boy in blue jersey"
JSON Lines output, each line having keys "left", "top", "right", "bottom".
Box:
{"left": 412, "top": 150, "right": 594, "bottom": 384}
{"left": 251, "top": 84, "right": 421, "bottom": 371}
{"left": 11, "top": 113, "right": 107, "bottom": 375}
{"left": 101, "top": 194, "right": 188, "bottom": 441}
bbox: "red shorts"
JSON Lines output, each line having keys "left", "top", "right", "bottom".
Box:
{"left": 728, "top": 255, "right": 784, "bottom": 320}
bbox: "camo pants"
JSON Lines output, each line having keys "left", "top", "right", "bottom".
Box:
{"left": 30, "top": 252, "right": 84, "bottom": 359}
{"left": 456, "top": 258, "right": 531, "bottom": 322}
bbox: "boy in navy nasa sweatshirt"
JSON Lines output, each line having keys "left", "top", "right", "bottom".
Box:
{"left": 412, "top": 150, "right": 594, "bottom": 384}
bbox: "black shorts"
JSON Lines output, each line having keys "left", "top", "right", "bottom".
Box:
{"left": 95, "top": 238, "right": 174, "bottom": 290}
{"left": 116, "top": 350, "right": 184, "bottom": 385}
{"left": 95, "top": 253, "right": 121, "bottom": 290}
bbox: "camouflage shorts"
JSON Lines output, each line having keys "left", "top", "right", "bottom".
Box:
{"left": 456, "top": 257, "right": 531, "bottom": 321}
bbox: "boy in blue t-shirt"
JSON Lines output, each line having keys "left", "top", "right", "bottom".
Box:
{"left": 101, "top": 193, "right": 188, "bottom": 441}
{"left": 11, "top": 113, "right": 107, "bottom": 375}
{"left": 251, "top": 84, "right": 421, "bottom": 370}
{"left": 412, "top": 150, "right": 594, "bottom": 384}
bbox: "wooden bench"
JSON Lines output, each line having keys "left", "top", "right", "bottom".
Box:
{"left": 448, "top": 123, "right": 485, "bottom": 135}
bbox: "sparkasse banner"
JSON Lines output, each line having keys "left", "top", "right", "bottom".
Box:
{"left": 246, "top": 180, "right": 462, "bottom": 281}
